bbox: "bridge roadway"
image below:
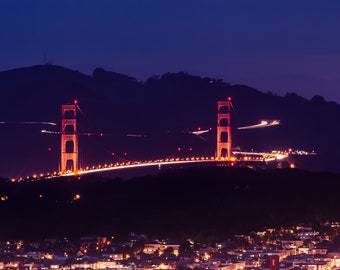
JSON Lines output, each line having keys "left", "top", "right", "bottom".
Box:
{"left": 19, "top": 151, "right": 288, "bottom": 181}
{"left": 61, "top": 151, "right": 288, "bottom": 177}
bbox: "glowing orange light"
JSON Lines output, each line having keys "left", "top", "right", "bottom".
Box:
{"left": 203, "top": 252, "right": 210, "bottom": 260}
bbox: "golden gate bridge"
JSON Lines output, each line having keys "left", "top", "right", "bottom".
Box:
{"left": 15, "top": 97, "right": 291, "bottom": 181}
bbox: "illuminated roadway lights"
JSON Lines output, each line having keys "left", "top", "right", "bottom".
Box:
{"left": 59, "top": 157, "right": 212, "bottom": 176}
{"left": 52, "top": 152, "right": 289, "bottom": 178}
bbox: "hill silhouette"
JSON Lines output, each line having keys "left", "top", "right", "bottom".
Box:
{"left": 0, "top": 167, "right": 339, "bottom": 241}
{"left": 0, "top": 64, "right": 338, "bottom": 178}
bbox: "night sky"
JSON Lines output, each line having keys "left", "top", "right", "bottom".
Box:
{"left": 1, "top": 1, "right": 340, "bottom": 102}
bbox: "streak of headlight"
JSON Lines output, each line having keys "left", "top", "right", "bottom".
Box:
{"left": 126, "top": 134, "right": 148, "bottom": 137}
{"left": 189, "top": 129, "right": 211, "bottom": 135}
{"left": 41, "top": 130, "right": 148, "bottom": 137}
{"left": 24, "top": 122, "right": 57, "bottom": 126}
{"left": 76, "top": 105, "right": 85, "bottom": 116}
{"left": 237, "top": 120, "right": 280, "bottom": 130}
{"left": 0, "top": 121, "right": 57, "bottom": 126}
{"left": 238, "top": 121, "right": 268, "bottom": 130}
{"left": 41, "top": 130, "right": 61, "bottom": 134}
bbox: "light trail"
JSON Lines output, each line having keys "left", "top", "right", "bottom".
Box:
{"left": 290, "top": 150, "right": 316, "bottom": 155}
{"left": 0, "top": 121, "right": 57, "bottom": 126}
{"left": 41, "top": 130, "right": 60, "bottom": 134}
{"left": 188, "top": 127, "right": 212, "bottom": 136}
{"left": 237, "top": 120, "right": 280, "bottom": 130}
{"left": 126, "top": 134, "right": 148, "bottom": 138}
{"left": 233, "top": 151, "right": 287, "bottom": 160}
{"left": 41, "top": 130, "right": 147, "bottom": 137}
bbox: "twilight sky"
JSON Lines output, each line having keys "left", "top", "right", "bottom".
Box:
{"left": 1, "top": 1, "right": 340, "bottom": 102}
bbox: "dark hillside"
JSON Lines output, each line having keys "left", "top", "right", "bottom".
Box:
{"left": 0, "top": 167, "right": 339, "bottom": 241}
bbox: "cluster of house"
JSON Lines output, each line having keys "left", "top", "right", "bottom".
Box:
{"left": 1, "top": 222, "right": 340, "bottom": 270}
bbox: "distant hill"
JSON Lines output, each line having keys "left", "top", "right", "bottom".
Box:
{"left": 0, "top": 64, "right": 339, "bottom": 178}
{"left": 0, "top": 167, "right": 339, "bottom": 241}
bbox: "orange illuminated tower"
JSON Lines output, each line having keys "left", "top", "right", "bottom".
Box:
{"left": 217, "top": 97, "right": 232, "bottom": 159}
{"left": 61, "top": 101, "right": 78, "bottom": 173}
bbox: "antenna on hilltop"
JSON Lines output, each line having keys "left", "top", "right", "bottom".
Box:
{"left": 43, "top": 51, "right": 54, "bottom": 66}
{"left": 43, "top": 52, "right": 47, "bottom": 65}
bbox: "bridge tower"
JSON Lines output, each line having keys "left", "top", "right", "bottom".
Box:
{"left": 216, "top": 97, "right": 232, "bottom": 159}
{"left": 61, "top": 101, "right": 78, "bottom": 173}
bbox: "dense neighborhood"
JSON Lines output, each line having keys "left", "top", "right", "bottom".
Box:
{"left": 1, "top": 222, "right": 340, "bottom": 270}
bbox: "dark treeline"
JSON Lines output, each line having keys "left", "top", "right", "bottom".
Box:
{"left": 0, "top": 167, "right": 339, "bottom": 242}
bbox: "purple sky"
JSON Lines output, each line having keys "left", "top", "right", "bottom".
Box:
{"left": 1, "top": 1, "right": 340, "bottom": 102}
